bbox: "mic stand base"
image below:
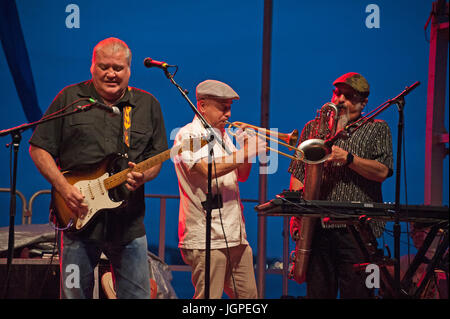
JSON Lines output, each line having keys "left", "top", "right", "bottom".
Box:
{"left": 3, "top": 132, "right": 21, "bottom": 299}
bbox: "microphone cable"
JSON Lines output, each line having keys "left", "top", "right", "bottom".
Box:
{"left": 39, "top": 97, "right": 92, "bottom": 121}
{"left": 37, "top": 227, "right": 58, "bottom": 298}
{"left": 211, "top": 153, "right": 239, "bottom": 299}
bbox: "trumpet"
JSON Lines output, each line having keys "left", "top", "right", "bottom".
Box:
{"left": 225, "top": 121, "right": 301, "bottom": 161}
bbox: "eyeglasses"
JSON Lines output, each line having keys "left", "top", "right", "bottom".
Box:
{"left": 332, "top": 88, "right": 362, "bottom": 102}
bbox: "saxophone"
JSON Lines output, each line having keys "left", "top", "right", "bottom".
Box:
{"left": 289, "top": 102, "right": 340, "bottom": 284}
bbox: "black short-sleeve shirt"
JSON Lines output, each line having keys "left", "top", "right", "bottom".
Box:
{"left": 29, "top": 80, "right": 169, "bottom": 243}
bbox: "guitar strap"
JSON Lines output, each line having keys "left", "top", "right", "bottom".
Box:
{"left": 108, "top": 102, "right": 133, "bottom": 210}
{"left": 122, "top": 105, "right": 132, "bottom": 151}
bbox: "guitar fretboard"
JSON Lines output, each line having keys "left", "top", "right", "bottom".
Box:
{"left": 103, "top": 149, "right": 172, "bottom": 190}
{"left": 102, "top": 137, "right": 207, "bottom": 190}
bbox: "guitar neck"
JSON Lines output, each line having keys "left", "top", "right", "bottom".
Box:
{"left": 103, "top": 137, "right": 207, "bottom": 191}
{"left": 104, "top": 148, "right": 172, "bottom": 190}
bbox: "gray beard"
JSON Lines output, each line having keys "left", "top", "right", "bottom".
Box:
{"left": 337, "top": 108, "right": 350, "bottom": 131}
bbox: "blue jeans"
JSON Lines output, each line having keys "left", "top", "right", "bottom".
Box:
{"left": 58, "top": 232, "right": 150, "bottom": 299}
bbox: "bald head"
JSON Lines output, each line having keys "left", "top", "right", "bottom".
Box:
{"left": 92, "top": 37, "right": 132, "bottom": 67}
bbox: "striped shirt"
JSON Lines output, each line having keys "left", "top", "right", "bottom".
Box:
{"left": 288, "top": 117, "right": 393, "bottom": 237}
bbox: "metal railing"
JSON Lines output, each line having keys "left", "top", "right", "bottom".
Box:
{"left": 0, "top": 188, "right": 30, "bottom": 225}
{"left": 144, "top": 194, "right": 191, "bottom": 272}
{"left": 144, "top": 194, "right": 271, "bottom": 273}
{"left": 27, "top": 189, "right": 51, "bottom": 225}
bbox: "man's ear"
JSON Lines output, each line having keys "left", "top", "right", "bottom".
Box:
{"left": 197, "top": 100, "right": 206, "bottom": 113}
{"left": 361, "top": 97, "right": 368, "bottom": 109}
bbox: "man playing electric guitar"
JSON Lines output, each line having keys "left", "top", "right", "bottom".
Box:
{"left": 29, "top": 38, "right": 168, "bottom": 299}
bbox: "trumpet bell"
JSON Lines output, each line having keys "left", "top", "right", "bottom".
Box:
{"left": 280, "top": 129, "right": 299, "bottom": 150}
{"left": 289, "top": 129, "right": 299, "bottom": 148}
{"left": 298, "top": 138, "right": 331, "bottom": 164}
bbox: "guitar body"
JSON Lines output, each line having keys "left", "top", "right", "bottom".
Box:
{"left": 51, "top": 155, "right": 125, "bottom": 233}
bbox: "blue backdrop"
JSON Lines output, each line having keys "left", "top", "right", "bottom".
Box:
{"left": 0, "top": 0, "right": 448, "bottom": 298}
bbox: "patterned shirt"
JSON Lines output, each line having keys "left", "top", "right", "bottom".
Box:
{"left": 288, "top": 117, "right": 393, "bottom": 236}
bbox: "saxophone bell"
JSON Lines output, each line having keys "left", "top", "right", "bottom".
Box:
{"left": 297, "top": 102, "right": 340, "bottom": 164}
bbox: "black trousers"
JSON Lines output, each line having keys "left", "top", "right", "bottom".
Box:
{"left": 306, "top": 224, "right": 374, "bottom": 299}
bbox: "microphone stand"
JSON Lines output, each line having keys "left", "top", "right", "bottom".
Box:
{"left": 326, "top": 81, "right": 420, "bottom": 297}
{"left": 0, "top": 101, "right": 98, "bottom": 298}
{"left": 160, "top": 67, "right": 231, "bottom": 299}
{"left": 393, "top": 96, "right": 406, "bottom": 297}
{"left": 389, "top": 82, "right": 421, "bottom": 298}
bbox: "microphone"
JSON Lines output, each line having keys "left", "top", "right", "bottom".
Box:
{"left": 390, "top": 81, "right": 421, "bottom": 105}
{"left": 81, "top": 98, "right": 121, "bottom": 116}
{"left": 143, "top": 57, "right": 172, "bottom": 69}
{"left": 402, "top": 81, "right": 420, "bottom": 96}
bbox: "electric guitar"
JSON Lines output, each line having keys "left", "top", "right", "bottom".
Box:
{"left": 51, "top": 137, "right": 207, "bottom": 232}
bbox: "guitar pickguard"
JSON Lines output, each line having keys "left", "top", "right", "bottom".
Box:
{"left": 74, "top": 173, "right": 123, "bottom": 230}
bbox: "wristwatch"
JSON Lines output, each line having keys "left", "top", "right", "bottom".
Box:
{"left": 345, "top": 152, "right": 354, "bottom": 166}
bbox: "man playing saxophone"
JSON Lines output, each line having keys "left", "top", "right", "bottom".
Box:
{"left": 288, "top": 72, "right": 394, "bottom": 298}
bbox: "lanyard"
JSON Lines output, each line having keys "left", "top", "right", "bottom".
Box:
{"left": 122, "top": 105, "right": 132, "bottom": 149}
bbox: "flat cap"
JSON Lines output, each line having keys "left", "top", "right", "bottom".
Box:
{"left": 196, "top": 79, "right": 240, "bottom": 100}
{"left": 333, "top": 72, "right": 370, "bottom": 97}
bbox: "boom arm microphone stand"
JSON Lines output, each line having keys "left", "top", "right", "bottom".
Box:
{"left": 157, "top": 65, "right": 231, "bottom": 299}
{"left": 325, "top": 81, "right": 420, "bottom": 297}
{"left": 0, "top": 100, "right": 102, "bottom": 298}
{"left": 390, "top": 81, "right": 420, "bottom": 297}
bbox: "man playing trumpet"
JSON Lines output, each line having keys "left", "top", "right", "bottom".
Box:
{"left": 173, "top": 79, "right": 266, "bottom": 299}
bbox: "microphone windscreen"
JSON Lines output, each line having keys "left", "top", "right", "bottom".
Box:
{"left": 143, "top": 58, "right": 153, "bottom": 68}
